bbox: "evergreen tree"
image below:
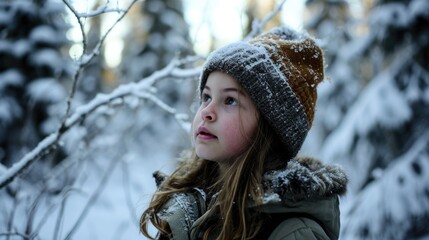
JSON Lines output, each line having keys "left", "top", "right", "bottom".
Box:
{"left": 317, "top": 0, "right": 429, "bottom": 238}
{"left": 0, "top": 0, "right": 70, "bottom": 168}
{"left": 118, "top": 0, "right": 195, "bottom": 155}
{"left": 302, "top": 0, "right": 363, "bottom": 155}
{"left": 121, "top": 0, "right": 193, "bottom": 81}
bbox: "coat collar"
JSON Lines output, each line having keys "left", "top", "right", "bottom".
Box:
{"left": 261, "top": 156, "right": 348, "bottom": 205}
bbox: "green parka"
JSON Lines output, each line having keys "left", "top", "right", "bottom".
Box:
{"left": 154, "top": 157, "right": 348, "bottom": 240}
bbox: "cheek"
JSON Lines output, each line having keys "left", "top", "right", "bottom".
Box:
{"left": 222, "top": 119, "right": 251, "bottom": 152}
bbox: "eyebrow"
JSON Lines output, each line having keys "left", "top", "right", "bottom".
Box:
{"left": 204, "top": 86, "right": 246, "bottom": 96}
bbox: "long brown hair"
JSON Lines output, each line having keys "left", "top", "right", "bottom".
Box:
{"left": 140, "top": 116, "right": 290, "bottom": 239}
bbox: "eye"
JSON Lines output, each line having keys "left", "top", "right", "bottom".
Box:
{"left": 225, "top": 97, "right": 238, "bottom": 106}
{"left": 202, "top": 93, "right": 211, "bottom": 103}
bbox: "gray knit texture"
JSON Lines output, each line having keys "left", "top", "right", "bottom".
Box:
{"left": 199, "top": 27, "right": 318, "bottom": 157}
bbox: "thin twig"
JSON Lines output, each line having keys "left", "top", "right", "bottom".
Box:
{"left": 0, "top": 59, "right": 200, "bottom": 188}
{"left": 63, "top": 155, "right": 120, "bottom": 240}
{"left": 121, "top": 158, "right": 139, "bottom": 227}
{"left": 25, "top": 189, "right": 46, "bottom": 238}
{"left": 53, "top": 188, "right": 73, "bottom": 240}
{"left": 245, "top": 0, "right": 287, "bottom": 40}
{"left": 5, "top": 192, "right": 18, "bottom": 240}
{"left": 78, "top": 6, "right": 128, "bottom": 18}
{"left": 79, "top": 0, "right": 140, "bottom": 67}
{"left": 59, "top": 0, "right": 140, "bottom": 143}
{"left": 62, "top": 0, "right": 88, "bottom": 52}
{"left": 0, "top": 232, "right": 32, "bottom": 239}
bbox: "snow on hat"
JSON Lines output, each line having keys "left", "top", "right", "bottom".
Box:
{"left": 199, "top": 26, "right": 324, "bottom": 157}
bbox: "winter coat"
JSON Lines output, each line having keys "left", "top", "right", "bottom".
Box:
{"left": 155, "top": 157, "right": 348, "bottom": 240}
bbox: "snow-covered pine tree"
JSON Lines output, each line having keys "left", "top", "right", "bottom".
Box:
{"left": 121, "top": 0, "right": 193, "bottom": 80}
{"left": 302, "top": 0, "right": 363, "bottom": 155}
{"left": 0, "top": 0, "right": 70, "bottom": 169}
{"left": 117, "top": 0, "right": 195, "bottom": 155}
{"left": 318, "top": 0, "right": 429, "bottom": 238}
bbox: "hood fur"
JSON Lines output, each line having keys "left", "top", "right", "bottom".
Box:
{"left": 262, "top": 156, "right": 348, "bottom": 204}
{"left": 153, "top": 156, "right": 348, "bottom": 204}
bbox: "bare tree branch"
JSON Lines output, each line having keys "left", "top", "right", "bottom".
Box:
{"left": 77, "top": 6, "right": 128, "bottom": 18}
{"left": 53, "top": 188, "right": 74, "bottom": 240}
{"left": 0, "top": 59, "right": 200, "bottom": 188}
{"left": 0, "top": 134, "right": 58, "bottom": 188}
{"left": 5, "top": 193, "right": 18, "bottom": 240}
{"left": 0, "top": 1, "right": 297, "bottom": 239}
{"left": 0, "top": 0, "right": 285, "bottom": 190}
{"left": 0, "top": 232, "right": 32, "bottom": 239}
{"left": 0, "top": 0, "right": 281, "bottom": 192}
{"left": 63, "top": 154, "right": 119, "bottom": 240}
{"left": 25, "top": 188, "right": 48, "bottom": 239}
{"left": 121, "top": 159, "right": 139, "bottom": 227}
{"left": 245, "top": 0, "right": 287, "bottom": 40}
{"left": 59, "top": 0, "right": 140, "bottom": 143}
{"left": 62, "top": 0, "right": 87, "bottom": 50}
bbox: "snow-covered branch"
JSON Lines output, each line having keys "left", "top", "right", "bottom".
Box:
{"left": 78, "top": 0, "right": 140, "bottom": 67}
{"left": 0, "top": 0, "right": 142, "bottom": 189}
{"left": 60, "top": 0, "right": 140, "bottom": 143}
{"left": 0, "top": 163, "right": 7, "bottom": 175}
{"left": 0, "top": 59, "right": 201, "bottom": 189}
{"left": 0, "top": 134, "right": 58, "bottom": 189}
{"left": 132, "top": 91, "right": 192, "bottom": 132}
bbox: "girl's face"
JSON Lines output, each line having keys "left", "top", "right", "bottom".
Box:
{"left": 193, "top": 71, "right": 259, "bottom": 166}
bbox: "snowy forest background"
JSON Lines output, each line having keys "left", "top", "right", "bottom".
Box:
{"left": 0, "top": 0, "right": 428, "bottom": 239}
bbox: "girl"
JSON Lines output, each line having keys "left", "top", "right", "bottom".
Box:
{"left": 140, "top": 26, "right": 348, "bottom": 240}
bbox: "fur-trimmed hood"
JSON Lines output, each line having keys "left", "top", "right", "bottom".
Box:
{"left": 254, "top": 156, "right": 348, "bottom": 240}
{"left": 152, "top": 157, "right": 348, "bottom": 240}
{"left": 261, "top": 156, "right": 347, "bottom": 205}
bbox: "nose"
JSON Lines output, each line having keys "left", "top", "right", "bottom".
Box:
{"left": 201, "top": 103, "right": 216, "bottom": 122}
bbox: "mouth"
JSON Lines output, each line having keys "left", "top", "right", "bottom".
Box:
{"left": 196, "top": 126, "right": 217, "bottom": 139}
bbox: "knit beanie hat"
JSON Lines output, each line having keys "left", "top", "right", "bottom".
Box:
{"left": 199, "top": 26, "right": 325, "bottom": 157}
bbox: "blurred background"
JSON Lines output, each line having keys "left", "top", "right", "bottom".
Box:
{"left": 0, "top": 0, "right": 428, "bottom": 239}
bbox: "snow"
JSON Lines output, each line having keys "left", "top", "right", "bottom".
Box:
{"left": 0, "top": 109, "right": 180, "bottom": 238}
{"left": 322, "top": 69, "right": 412, "bottom": 162}
{"left": 0, "top": 39, "right": 31, "bottom": 58}
{"left": 0, "top": 96, "right": 23, "bottom": 126}
{"left": 148, "top": 33, "right": 163, "bottom": 50}
{"left": 161, "top": 10, "right": 182, "bottom": 28}
{"left": 13, "top": 39, "right": 32, "bottom": 57}
{"left": 29, "top": 49, "right": 63, "bottom": 71}
{"left": 371, "top": 3, "right": 409, "bottom": 28}
{"left": 146, "top": 0, "right": 165, "bottom": 13}
{"left": 0, "top": 69, "right": 24, "bottom": 91}
{"left": 0, "top": 39, "right": 32, "bottom": 58}
{"left": 410, "top": 0, "right": 429, "bottom": 18}
{"left": 0, "top": 10, "right": 11, "bottom": 26}
{"left": 0, "top": 133, "right": 58, "bottom": 187}
{"left": 261, "top": 192, "right": 281, "bottom": 204}
{"left": 165, "top": 30, "right": 188, "bottom": 52}
{"left": 2, "top": 0, "right": 429, "bottom": 239}
{"left": 370, "top": 0, "right": 429, "bottom": 39}
{"left": 341, "top": 135, "right": 429, "bottom": 239}
{"left": 27, "top": 78, "right": 67, "bottom": 103}
{"left": 30, "top": 25, "right": 61, "bottom": 45}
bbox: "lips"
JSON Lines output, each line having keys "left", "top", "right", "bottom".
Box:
{"left": 196, "top": 126, "right": 217, "bottom": 140}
